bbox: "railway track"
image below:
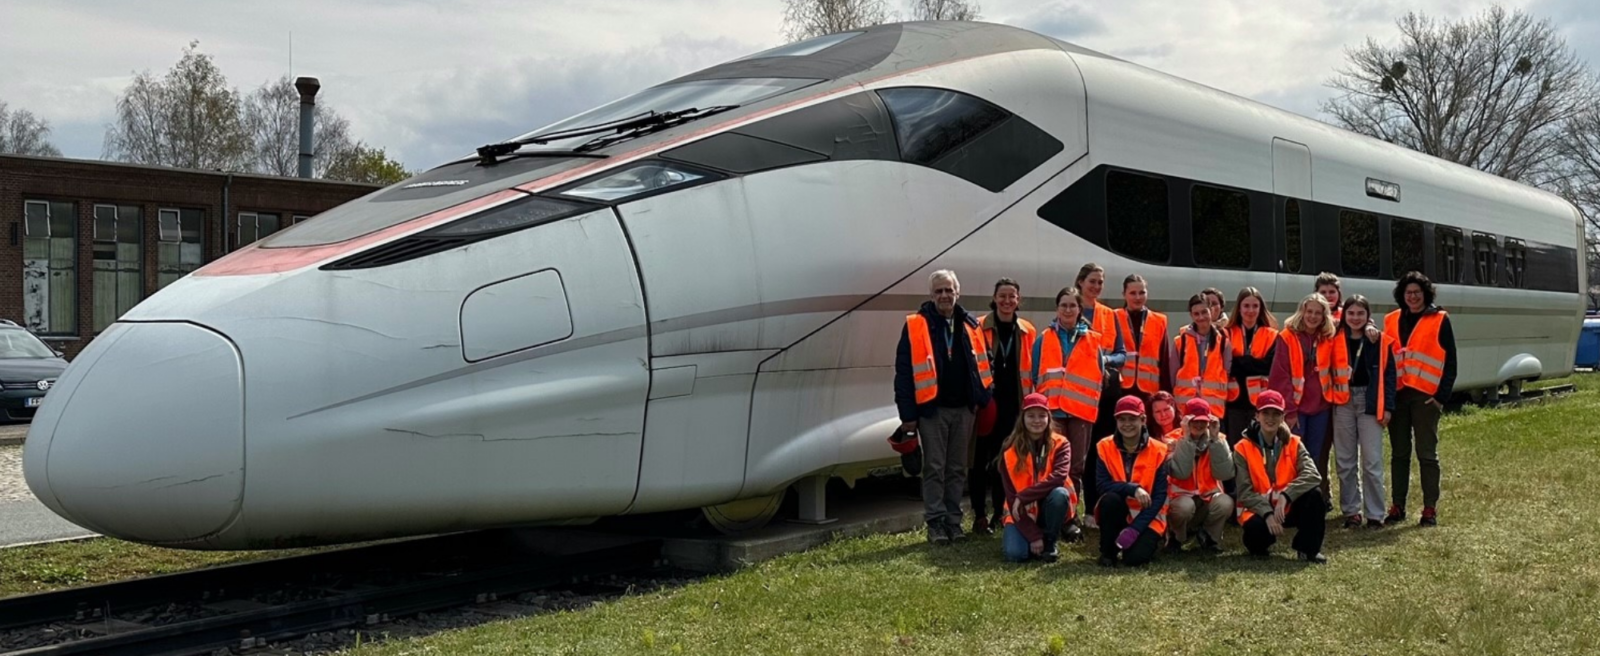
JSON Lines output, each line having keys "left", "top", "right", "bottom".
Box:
{"left": 0, "top": 530, "right": 661, "bottom": 656}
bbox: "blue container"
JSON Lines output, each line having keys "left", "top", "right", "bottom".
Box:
{"left": 1577, "top": 316, "right": 1600, "bottom": 368}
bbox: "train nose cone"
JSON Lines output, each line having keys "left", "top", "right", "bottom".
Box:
{"left": 24, "top": 322, "right": 245, "bottom": 544}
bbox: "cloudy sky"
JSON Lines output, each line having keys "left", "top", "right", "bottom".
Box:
{"left": 4, "top": 0, "right": 1598, "bottom": 172}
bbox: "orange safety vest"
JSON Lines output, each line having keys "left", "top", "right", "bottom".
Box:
{"left": 1096, "top": 436, "right": 1170, "bottom": 535}
{"left": 1167, "top": 437, "right": 1226, "bottom": 501}
{"left": 1115, "top": 309, "right": 1167, "bottom": 394}
{"left": 1384, "top": 310, "right": 1448, "bottom": 396}
{"left": 1001, "top": 434, "right": 1079, "bottom": 525}
{"left": 1234, "top": 435, "right": 1303, "bottom": 524}
{"left": 906, "top": 313, "right": 994, "bottom": 405}
{"left": 1376, "top": 332, "right": 1397, "bottom": 420}
{"left": 1161, "top": 428, "right": 1184, "bottom": 445}
{"left": 1226, "top": 324, "right": 1277, "bottom": 404}
{"left": 1173, "top": 329, "right": 1229, "bottom": 419}
{"left": 1280, "top": 331, "right": 1351, "bottom": 406}
{"left": 1089, "top": 301, "right": 1118, "bottom": 348}
{"left": 980, "top": 315, "right": 1037, "bottom": 396}
{"left": 1034, "top": 325, "right": 1104, "bottom": 423}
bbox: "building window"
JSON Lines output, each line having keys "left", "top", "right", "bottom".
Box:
{"left": 1106, "top": 170, "right": 1170, "bottom": 264}
{"left": 1284, "top": 199, "right": 1302, "bottom": 274}
{"left": 23, "top": 200, "right": 77, "bottom": 334}
{"left": 1504, "top": 238, "right": 1527, "bottom": 288}
{"left": 1191, "top": 185, "right": 1251, "bottom": 269}
{"left": 92, "top": 204, "right": 143, "bottom": 332}
{"left": 236, "top": 211, "right": 282, "bottom": 248}
{"left": 1472, "top": 232, "right": 1499, "bottom": 286}
{"left": 1339, "top": 210, "right": 1379, "bottom": 277}
{"left": 157, "top": 208, "right": 205, "bottom": 290}
{"left": 1391, "top": 217, "right": 1425, "bottom": 278}
{"left": 876, "top": 87, "right": 1062, "bottom": 192}
{"left": 1435, "top": 226, "right": 1464, "bottom": 283}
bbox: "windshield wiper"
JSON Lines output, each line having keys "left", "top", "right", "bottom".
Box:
{"left": 475, "top": 105, "right": 739, "bottom": 164}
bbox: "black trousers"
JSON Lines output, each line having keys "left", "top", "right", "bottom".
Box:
{"left": 1223, "top": 404, "right": 1254, "bottom": 501}
{"left": 968, "top": 426, "right": 1007, "bottom": 520}
{"left": 1242, "top": 489, "right": 1327, "bottom": 556}
{"left": 1095, "top": 493, "right": 1161, "bottom": 566}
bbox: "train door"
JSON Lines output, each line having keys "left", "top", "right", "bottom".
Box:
{"left": 1272, "top": 138, "right": 1314, "bottom": 305}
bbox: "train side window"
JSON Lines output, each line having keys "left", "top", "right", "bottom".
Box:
{"left": 877, "top": 87, "right": 1063, "bottom": 192}
{"left": 1339, "top": 210, "right": 1379, "bottom": 277}
{"left": 1435, "top": 226, "right": 1464, "bottom": 283}
{"left": 1505, "top": 238, "right": 1527, "bottom": 288}
{"left": 1391, "top": 217, "right": 1425, "bottom": 277}
{"left": 1105, "top": 170, "right": 1170, "bottom": 264}
{"left": 1191, "top": 185, "right": 1250, "bottom": 268}
{"left": 1283, "top": 199, "right": 1302, "bottom": 273}
{"left": 1472, "top": 233, "right": 1500, "bottom": 286}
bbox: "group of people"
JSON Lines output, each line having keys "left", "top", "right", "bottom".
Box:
{"left": 892, "top": 265, "right": 1457, "bottom": 566}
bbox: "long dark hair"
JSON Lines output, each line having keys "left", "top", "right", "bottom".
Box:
{"left": 989, "top": 277, "right": 1021, "bottom": 313}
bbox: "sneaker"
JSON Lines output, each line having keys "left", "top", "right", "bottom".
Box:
{"left": 1164, "top": 537, "right": 1185, "bottom": 554}
{"left": 972, "top": 515, "right": 993, "bottom": 536}
{"left": 1365, "top": 519, "right": 1384, "bottom": 530}
{"left": 947, "top": 523, "right": 968, "bottom": 542}
{"left": 1039, "top": 546, "right": 1060, "bottom": 563}
{"left": 1419, "top": 507, "right": 1438, "bottom": 527}
{"left": 1082, "top": 515, "right": 1099, "bottom": 530}
{"left": 1060, "top": 522, "right": 1084, "bottom": 544}
{"left": 927, "top": 523, "right": 951, "bottom": 546}
{"left": 1343, "top": 514, "right": 1363, "bottom": 529}
{"left": 1298, "top": 551, "right": 1328, "bottom": 564}
{"left": 1384, "top": 506, "right": 1406, "bottom": 525}
{"left": 1197, "top": 532, "right": 1222, "bottom": 554}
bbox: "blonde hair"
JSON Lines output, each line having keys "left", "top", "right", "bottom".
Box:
{"left": 1001, "top": 408, "right": 1053, "bottom": 474}
{"left": 1283, "top": 293, "right": 1337, "bottom": 339}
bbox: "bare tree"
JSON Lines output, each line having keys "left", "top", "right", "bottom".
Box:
{"left": 103, "top": 41, "right": 251, "bottom": 170}
{"left": 782, "top": 0, "right": 890, "bottom": 42}
{"left": 241, "top": 76, "right": 358, "bottom": 178}
{"left": 908, "top": 0, "right": 979, "bottom": 21}
{"left": 0, "top": 101, "right": 62, "bottom": 156}
{"left": 1321, "top": 6, "right": 1595, "bottom": 185}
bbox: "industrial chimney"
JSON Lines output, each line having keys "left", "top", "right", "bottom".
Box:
{"left": 294, "top": 76, "right": 320, "bottom": 179}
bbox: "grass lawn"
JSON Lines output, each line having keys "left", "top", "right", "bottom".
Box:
{"left": 0, "top": 538, "right": 318, "bottom": 598}
{"left": 340, "top": 379, "right": 1600, "bottom": 656}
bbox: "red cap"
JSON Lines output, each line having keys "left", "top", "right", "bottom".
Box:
{"left": 888, "top": 427, "right": 919, "bottom": 455}
{"left": 1256, "top": 390, "right": 1286, "bottom": 412}
{"left": 1113, "top": 395, "right": 1145, "bottom": 417}
{"left": 1183, "top": 398, "right": 1214, "bottom": 422}
{"left": 1022, "top": 393, "right": 1049, "bottom": 412}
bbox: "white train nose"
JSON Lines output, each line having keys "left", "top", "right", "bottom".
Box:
{"left": 24, "top": 322, "right": 245, "bottom": 545}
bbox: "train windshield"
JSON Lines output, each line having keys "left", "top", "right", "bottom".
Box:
{"left": 508, "top": 77, "right": 820, "bottom": 152}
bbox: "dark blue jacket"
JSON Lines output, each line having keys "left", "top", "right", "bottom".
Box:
{"left": 1342, "top": 329, "right": 1397, "bottom": 417}
{"left": 894, "top": 301, "right": 992, "bottom": 422}
{"left": 1094, "top": 430, "right": 1170, "bottom": 533}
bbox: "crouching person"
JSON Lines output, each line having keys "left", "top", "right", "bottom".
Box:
{"left": 1094, "top": 395, "right": 1170, "bottom": 568}
{"left": 1166, "top": 399, "right": 1235, "bottom": 554}
{"left": 1234, "top": 390, "right": 1329, "bottom": 563}
{"left": 1001, "top": 393, "right": 1078, "bottom": 563}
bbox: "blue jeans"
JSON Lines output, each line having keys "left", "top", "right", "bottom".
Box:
{"left": 1001, "top": 488, "right": 1071, "bottom": 562}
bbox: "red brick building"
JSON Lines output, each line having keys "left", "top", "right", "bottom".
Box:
{"left": 0, "top": 155, "right": 378, "bottom": 358}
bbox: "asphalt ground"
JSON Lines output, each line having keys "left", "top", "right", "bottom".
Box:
{"left": 0, "top": 442, "right": 96, "bottom": 547}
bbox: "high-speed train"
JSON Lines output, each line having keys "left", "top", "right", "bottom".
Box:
{"left": 25, "top": 21, "right": 1583, "bottom": 549}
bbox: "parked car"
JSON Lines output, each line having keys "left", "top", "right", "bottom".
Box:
{"left": 0, "top": 321, "right": 67, "bottom": 421}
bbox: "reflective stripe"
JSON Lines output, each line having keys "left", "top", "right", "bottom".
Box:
{"left": 1416, "top": 370, "right": 1442, "bottom": 384}
{"left": 914, "top": 377, "right": 937, "bottom": 390}
{"left": 1201, "top": 381, "right": 1230, "bottom": 391}
{"left": 1063, "top": 389, "right": 1099, "bottom": 407}
{"left": 1066, "top": 373, "right": 1100, "bottom": 389}
{"left": 913, "top": 362, "right": 934, "bottom": 375}
{"left": 1410, "top": 351, "right": 1445, "bottom": 369}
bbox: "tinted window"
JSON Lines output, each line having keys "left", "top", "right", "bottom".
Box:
{"left": 878, "top": 87, "right": 1062, "bottom": 192}
{"left": 1436, "top": 226, "right": 1464, "bottom": 283}
{"left": 1339, "top": 210, "right": 1379, "bottom": 277}
{"left": 1473, "top": 233, "right": 1500, "bottom": 286}
{"left": 1391, "top": 217, "right": 1424, "bottom": 277}
{"left": 1192, "top": 185, "right": 1250, "bottom": 268}
{"left": 1505, "top": 238, "right": 1527, "bottom": 288}
{"left": 1106, "top": 171, "right": 1170, "bottom": 263}
{"left": 1284, "top": 199, "right": 1302, "bottom": 273}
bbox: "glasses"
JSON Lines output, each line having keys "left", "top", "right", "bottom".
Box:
{"left": 933, "top": 287, "right": 956, "bottom": 294}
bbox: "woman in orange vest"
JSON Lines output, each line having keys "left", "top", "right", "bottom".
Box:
{"left": 999, "top": 393, "right": 1076, "bottom": 563}
{"left": 972, "top": 278, "right": 1036, "bottom": 536}
{"left": 1223, "top": 287, "right": 1278, "bottom": 444}
{"left": 1233, "top": 390, "right": 1327, "bottom": 562}
{"left": 1147, "top": 390, "right": 1180, "bottom": 441}
{"left": 1114, "top": 274, "right": 1170, "bottom": 401}
{"left": 1029, "top": 286, "right": 1103, "bottom": 518}
{"left": 1384, "top": 271, "right": 1456, "bottom": 527}
{"left": 1201, "top": 287, "right": 1229, "bottom": 328}
{"left": 1315, "top": 272, "right": 1344, "bottom": 326}
{"left": 1094, "top": 395, "right": 1169, "bottom": 568}
{"left": 1332, "top": 295, "right": 1395, "bottom": 529}
{"left": 1267, "top": 293, "right": 1347, "bottom": 504}
{"left": 1166, "top": 398, "right": 1235, "bottom": 554}
{"left": 1076, "top": 263, "right": 1126, "bottom": 529}
{"left": 1171, "top": 293, "right": 1232, "bottom": 422}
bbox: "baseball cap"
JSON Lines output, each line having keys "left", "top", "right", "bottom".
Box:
{"left": 1022, "top": 393, "right": 1049, "bottom": 412}
{"left": 1256, "top": 390, "right": 1286, "bottom": 412}
{"left": 1183, "top": 398, "right": 1214, "bottom": 422}
{"left": 1114, "top": 395, "right": 1145, "bottom": 417}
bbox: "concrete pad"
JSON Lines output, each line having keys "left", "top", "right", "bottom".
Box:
{"left": 661, "top": 494, "right": 926, "bottom": 573}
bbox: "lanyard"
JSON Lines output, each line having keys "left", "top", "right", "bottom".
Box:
{"left": 944, "top": 322, "right": 956, "bottom": 359}
{"left": 995, "top": 326, "right": 1014, "bottom": 361}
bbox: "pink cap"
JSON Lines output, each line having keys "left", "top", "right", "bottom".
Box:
{"left": 1022, "top": 393, "right": 1049, "bottom": 412}
{"left": 1183, "top": 398, "right": 1214, "bottom": 422}
{"left": 1256, "top": 390, "right": 1286, "bottom": 412}
{"left": 1114, "top": 395, "right": 1145, "bottom": 417}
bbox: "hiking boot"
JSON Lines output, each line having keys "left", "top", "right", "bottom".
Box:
{"left": 1298, "top": 551, "right": 1328, "bottom": 564}
{"left": 946, "top": 523, "right": 968, "bottom": 542}
{"left": 927, "top": 523, "right": 951, "bottom": 546}
{"left": 1197, "top": 532, "right": 1222, "bottom": 554}
{"left": 1164, "top": 537, "right": 1185, "bottom": 554}
{"left": 972, "top": 515, "right": 993, "bottom": 536}
{"left": 1419, "top": 507, "right": 1438, "bottom": 527}
{"left": 1384, "top": 506, "right": 1406, "bottom": 525}
{"left": 1343, "top": 514, "right": 1363, "bottom": 529}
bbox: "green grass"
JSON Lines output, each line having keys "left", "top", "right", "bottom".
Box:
{"left": 339, "top": 378, "right": 1600, "bottom": 656}
{"left": 0, "top": 539, "right": 316, "bottom": 598}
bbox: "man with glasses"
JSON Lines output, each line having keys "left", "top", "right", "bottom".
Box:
{"left": 895, "top": 270, "right": 994, "bottom": 545}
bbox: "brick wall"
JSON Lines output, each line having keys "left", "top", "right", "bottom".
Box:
{"left": 0, "top": 155, "right": 378, "bottom": 359}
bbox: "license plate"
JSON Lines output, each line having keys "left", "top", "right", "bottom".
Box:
{"left": 25, "top": 397, "right": 42, "bottom": 408}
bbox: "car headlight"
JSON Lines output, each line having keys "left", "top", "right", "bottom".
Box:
{"left": 557, "top": 162, "right": 712, "bottom": 202}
